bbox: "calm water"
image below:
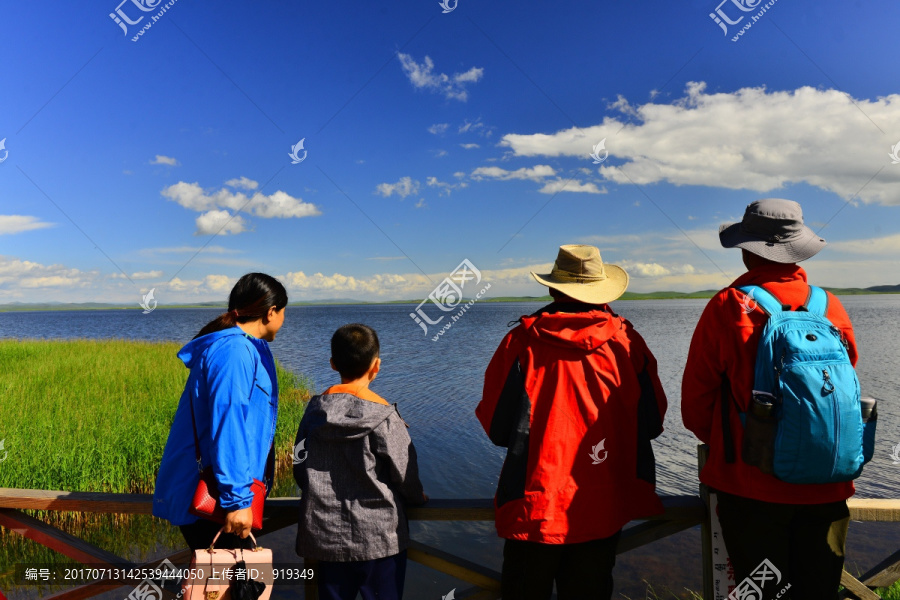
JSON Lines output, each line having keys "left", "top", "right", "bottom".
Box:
{"left": 2, "top": 296, "right": 898, "bottom": 597}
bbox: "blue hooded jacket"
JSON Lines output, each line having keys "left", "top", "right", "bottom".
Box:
{"left": 153, "top": 327, "right": 279, "bottom": 526}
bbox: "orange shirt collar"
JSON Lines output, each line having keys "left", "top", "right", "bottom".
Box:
{"left": 324, "top": 383, "right": 389, "bottom": 405}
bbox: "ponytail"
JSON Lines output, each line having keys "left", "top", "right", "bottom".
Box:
{"left": 193, "top": 273, "right": 288, "bottom": 340}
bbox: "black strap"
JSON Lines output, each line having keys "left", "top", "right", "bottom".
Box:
{"left": 188, "top": 392, "right": 203, "bottom": 472}
{"left": 721, "top": 374, "right": 735, "bottom": 464}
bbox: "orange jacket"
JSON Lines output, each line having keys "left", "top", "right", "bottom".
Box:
{"left": 681, "top": 264, "right": 859, "bottom": 504}
{"left": 477, "top": 303, "right": 668, "bottom": 543}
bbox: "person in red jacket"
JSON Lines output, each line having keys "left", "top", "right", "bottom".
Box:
{"left": 477, "top": 244, "right": 668, "bottom": 600}
{"left": 682, "top": 199, "right": 858, "bottom": 599}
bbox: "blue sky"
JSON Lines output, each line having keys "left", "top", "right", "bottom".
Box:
{"left": 2, "top": 0, "right": 899, "bottom": 304}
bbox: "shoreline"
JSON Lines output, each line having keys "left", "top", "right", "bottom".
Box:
{"left": 2, "top": 287, "right": 899, "bottom": 313}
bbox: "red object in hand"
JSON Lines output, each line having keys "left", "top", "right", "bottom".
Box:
{"left": 189, "top": 466, "right": 266, "bottom": 530}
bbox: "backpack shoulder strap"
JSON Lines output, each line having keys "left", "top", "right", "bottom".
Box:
{"left": 802, "top": 285, "right": 829, "bottom": 316}
{"left": 737, "top": 285, "right": 784, "bottom": 316}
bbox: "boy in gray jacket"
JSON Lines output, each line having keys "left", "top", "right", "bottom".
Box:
{"left": 294, "top": 323, "right": 427, "bottom": 600}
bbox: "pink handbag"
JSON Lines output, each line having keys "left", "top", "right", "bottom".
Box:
{"left": 181, "top": 529, "right": 274, "bottom": 600}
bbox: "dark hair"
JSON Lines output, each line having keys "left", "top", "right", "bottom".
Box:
{"left": 331, "top": 323, "right": 380, "bottom": 380}
{"left": 193, "top": 272, "right": 288, "bottom": 340}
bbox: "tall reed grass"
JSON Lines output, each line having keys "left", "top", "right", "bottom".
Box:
{"left": 0, "top": 338, "right": 310, "bottom": 587}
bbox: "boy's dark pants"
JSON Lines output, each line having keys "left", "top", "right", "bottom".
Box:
{"left": 501, "top": 531, "right": 621, "bottom": 600}
{"left": 317, "top": 550, "right": 407, "bottom": 600}
{"left": 716, "top": 491, "right": 850, "bottom": 600}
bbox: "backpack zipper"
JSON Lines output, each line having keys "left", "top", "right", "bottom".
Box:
{"left": 824, "top": 368, "right": 840, "bottom": 478}
{"left": 774, "top": 348, "right": 786, "bottom": 390}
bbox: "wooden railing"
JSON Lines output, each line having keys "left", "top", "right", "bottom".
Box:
{"left": 1, "top": 448, "right": 898, "bottom": 599}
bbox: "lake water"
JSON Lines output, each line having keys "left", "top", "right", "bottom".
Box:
{"left": 1, "top": 295, "right": 898, "bottom": 598}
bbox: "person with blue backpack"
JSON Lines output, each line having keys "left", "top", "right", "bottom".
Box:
{"left": 682, "top": 199, "right": 876, "bottom": 599}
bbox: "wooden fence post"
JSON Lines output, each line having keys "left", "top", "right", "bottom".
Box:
{"left": 699, "top": 444, "right": 713, "bottom": 600}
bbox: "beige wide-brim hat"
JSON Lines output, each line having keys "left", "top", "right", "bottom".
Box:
{"left": 531, "top": 244, "right": 629, "bottom": 304}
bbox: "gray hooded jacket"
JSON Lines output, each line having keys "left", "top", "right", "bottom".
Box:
{"left": 293, "top": 391, "right": 425, "bottom": 561}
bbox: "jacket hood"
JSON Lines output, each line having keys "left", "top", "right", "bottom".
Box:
{"left": 304, "top": 393, "right": 397, "bottom": 442}
{"left": 520, "top": 303, "right": 623, "bottom": 352}
{"left": 177, "top": 327, "right": 248, "bottom": 369}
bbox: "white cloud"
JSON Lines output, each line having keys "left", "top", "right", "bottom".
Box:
{"left": 459, "top": 118, "right": 485, "bottom": 134}
{"left": 150, "top": 155, "right": 179, "bottom": 166}
{"left": 428, "top": 123, "right": 449, "bottom": 135}
{"left": 376, "top": 177, "right": 420, "bottom": 199}
{"left": 226, "top": 176, "right": 259, "bottom": 190}
{"left": 397, "top": 53, "right": 484, "bottom": 102}
{"left": 140, "top": 245, "right": 242, "bottom": 255}
{"left": 500, "top": 82, "right": 900, "bottom": 205}
{"left": 111, "top": 270, "right": 163, "bottom": 280}
{"left": 250, "top": 191, "right": 321, "bottom": 218}
{"left": 471, "top": 165, "right": 556, "bottom": 182}
{"left": 0, "top": 256, "right": 93, "bottom": 294}
{"left": 284, "top": 271, "right": 424, "bottom": 296}
{"left": 0, "top": 215, "right": 54, "bottom": 235}
{"left": 132, "top": 270, "right": 163, "bottom": 280}
{"left": 426, "top": 176, "right": 463, "bottom": 197}
{"left": 167, "top": 274, "right": 236, "bottom": 294}
{"left": 460, "top": 143, "right": 480, "bottom": 150}
{"left": 415, "top": 198, "right": 427, "bottom": 208}
{"left": 617, "top": 260, "right": 697, "bottom": 278}
{"left": 195, "top": 210, "right": 247, "bottom": 236}
{"left": 162, "top": 180, "right": 321, "bottom": 234}
{"left": 538, "top": 179, "right": 606, "bottom": 195}
{"left": 829, "top": 233, "right": 900, "bottom": 254}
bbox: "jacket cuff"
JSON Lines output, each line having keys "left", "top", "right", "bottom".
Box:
{"left": 218, "top": 487, "right": 255, "bottom": 511}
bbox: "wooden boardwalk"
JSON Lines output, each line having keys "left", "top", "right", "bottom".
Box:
{"left": 1, "top": 446, "right": 898, "bottom": 599}
{"left": 1, "top": 489, "right": 898, "bottom": 599}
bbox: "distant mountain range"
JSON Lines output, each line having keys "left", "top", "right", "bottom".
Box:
{"left": 2, "top": 284, "right": 898, "bottom": 312}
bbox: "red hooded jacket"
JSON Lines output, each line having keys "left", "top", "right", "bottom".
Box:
{"left": 476, "top": 303, "right": 668, "bottom": 544}
{"left": 682, "top": 264, "right": 859, "bottom": 504}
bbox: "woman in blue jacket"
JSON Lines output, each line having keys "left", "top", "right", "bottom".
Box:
{"left": 153, "top": 272, "right": 288, "bottom": 549}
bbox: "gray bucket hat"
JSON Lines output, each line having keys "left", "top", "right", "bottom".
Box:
{"left": 719, "top": 199, "right": 826, "bottom": 263}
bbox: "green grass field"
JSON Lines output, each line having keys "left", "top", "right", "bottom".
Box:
{"left": 0, "top": 338, "right": 310, "bottom": 583}
{"left": 0, "top": 338, "right": 310, "bottom": 494}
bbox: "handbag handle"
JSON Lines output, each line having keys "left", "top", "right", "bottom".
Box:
{"left": 207, "top": 526, "right": 258, "bottom": 552}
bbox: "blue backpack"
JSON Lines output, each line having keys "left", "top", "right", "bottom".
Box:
{"left": 737, "top": 285, "right": 869, "bottom": 484}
